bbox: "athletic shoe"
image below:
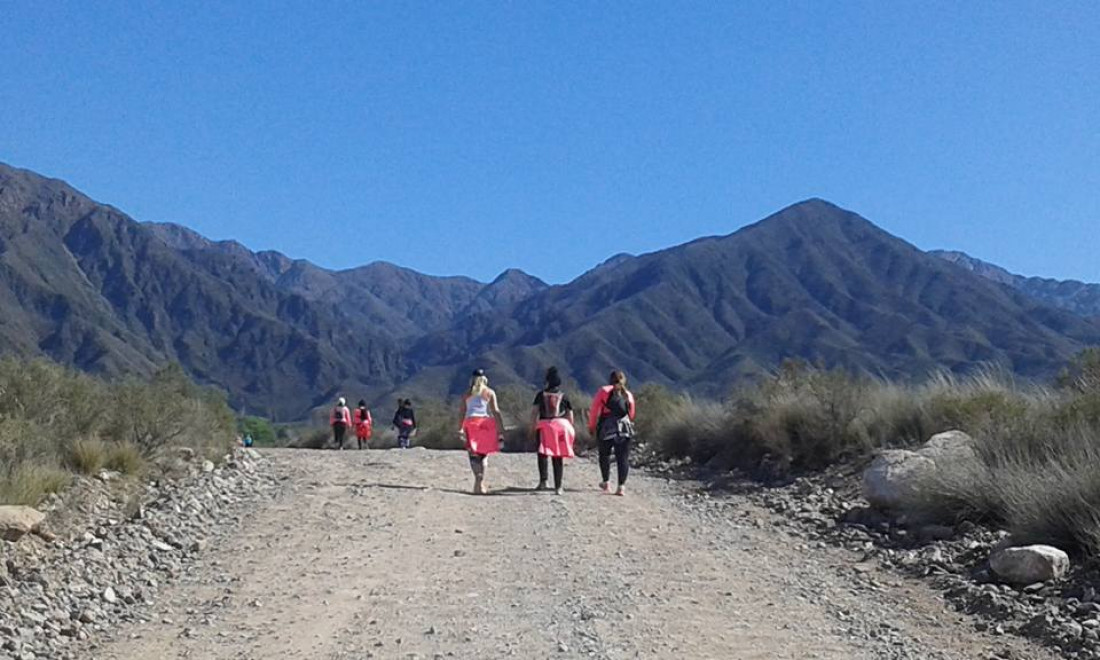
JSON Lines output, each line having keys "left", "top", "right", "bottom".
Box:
{"left": 599, "top": 482, "right": 610, "bottom": 493}
{"left": 555, "top": 487, "right": 564, "bottom": 496}
{"left": 615, "top": 485, "right": 626, "bottom": 497}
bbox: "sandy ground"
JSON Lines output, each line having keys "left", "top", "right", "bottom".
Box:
{"left": 88, "top": 448, "right": 1057, "bottom": 660}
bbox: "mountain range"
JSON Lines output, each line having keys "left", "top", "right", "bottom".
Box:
{"left": 930, "top": 250, "right": 1100, "bottom": 319}
{"left": 2, "top": 161, "right": 1097, "bottom": 420}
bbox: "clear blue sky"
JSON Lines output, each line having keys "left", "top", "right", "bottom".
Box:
{"left": 2, "top": 1, "right": 1096, "bottom": 284}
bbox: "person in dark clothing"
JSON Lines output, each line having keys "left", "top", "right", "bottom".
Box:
{"left": 392, "top": 399, "right": 417, "bottom": 449}
{"left": 588, "top": 370, "right": 636, "bottom": 496}
{"left": 531, "top": 366, "right": 576, "bottom": 495}
{"left": 331, "top": 397, "right": 351, "bottom": 450}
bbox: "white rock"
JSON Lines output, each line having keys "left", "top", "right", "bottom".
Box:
{"left": 920, "top": 430, "right": 979, "bottom": 464}
{"left": 861, "top": 450, "right": 935, "bottom": 510}
{"left": 102, "top": 587, "right": 118, "bottom": 604}
{"left": 862, "top": 430, "right": 978, "bottom": 511}
{"left": 0, "top": 506, "right": 46, "bottom": 542}
{"left": 201, "top": 460, "right": 215, "bottom": 473}
{"left": 990, "top": 545, "right": 1070, "bottom": 584}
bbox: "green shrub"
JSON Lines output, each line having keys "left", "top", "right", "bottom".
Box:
{"left": 0, "top": 359, "right": 235, "bottom": 504}
{"left": 239, "top": 416, "right": 278, "bottom": 447}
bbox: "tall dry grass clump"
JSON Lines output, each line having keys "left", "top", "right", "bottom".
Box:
{"left": 0, "top": 358, "right": 237, "bottom": 505}
{"left": 644, "top": 353, "right": 1100, "bottom": 555}
{"left": 647, "top": 360, "right": 1065, "bottom": 475}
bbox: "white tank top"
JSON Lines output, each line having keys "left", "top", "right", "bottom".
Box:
{"left": 465, "top": 392, "right": 490, "bottom": 418}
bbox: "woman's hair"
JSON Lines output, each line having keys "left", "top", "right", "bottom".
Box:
{"left": 402, "top": 398, "right": 412, "bottom": 407}
{"left": 545, "top": 366, "right": 562, "bottom": 389}
{"left": 469, "top": 373, "right": 489, "bottom": 396}
{"left": 609, "top": 370, "right": 627, "bottom": 393}
{"left": 358, "top": 399, "right": 367, "bottom": 408}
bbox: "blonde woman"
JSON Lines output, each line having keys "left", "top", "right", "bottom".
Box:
{"left": 459, "top": 368, "right": 505, "bottom": 494}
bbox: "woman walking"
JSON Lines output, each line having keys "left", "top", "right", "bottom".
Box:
{"left": 532, "top": 366, "right": 576, "bottom": 495}
{"left": 330, "top": 397, "right": 352, "bottom": 450}
{"left": 588, "top": 370, "right": 636, "bottom": 496}
{"left": 392, "top": 399, "right": 417, "bottom": 449}
{"left": 459, "top": 369, "right": 505, "bottom": 494}
{"left": 354, "top": 399, "right": 373, "bottom": 450}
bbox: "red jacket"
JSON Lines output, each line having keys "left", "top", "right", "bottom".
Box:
{"left": 588, "top": 385, "right": 636, "bottom": 435}
{"left": 354, "top": 408, "right": 372, "bottom": 428}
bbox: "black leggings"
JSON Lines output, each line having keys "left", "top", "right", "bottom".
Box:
{"left": 537, "top": 455, "right": 564, "bottom": 489}
{"left": 332, "top": 424, "right": 347, "bottom": 449}
{"left": 598, "top": 438, "right": 631, "bottom": 485}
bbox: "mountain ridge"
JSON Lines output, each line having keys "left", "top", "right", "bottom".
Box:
{"left": 2, "top": 161, "right": 1098, "bottom": 418}
{"left": 931, "top": 249, "right": 1100, "bottom": 318}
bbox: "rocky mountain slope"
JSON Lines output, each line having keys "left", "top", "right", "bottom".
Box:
{"left": 932, "top": 250, "right": 1100, "bottom": 319}
{"left": 2, "top": 161, "right": 1098, "bottom": 418}
{"left": 403, "top": 200, "right": 1100, "bottom": 397}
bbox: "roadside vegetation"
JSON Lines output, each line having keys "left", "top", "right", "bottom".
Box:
{"left": 0, "top": 359, "right": 237, "bottom": 505}
{"left": 642, "top": 350, "right": 1100, "bottom": 555}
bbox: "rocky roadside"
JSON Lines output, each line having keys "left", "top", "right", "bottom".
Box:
{"left": 0, "top": 448, "right": 282, "bottom": 660}
{"left": 685, "top": 464, "right": 1100, "bottom": 659}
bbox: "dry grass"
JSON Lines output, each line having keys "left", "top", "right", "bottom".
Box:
{"left": 643, "top": 357, "right": 1100, "bottom": 555}
{"left": 0, "top": 463, "right": 72, "bottom": 506}
{"left": 66, "top": 438, "right": 108, "bottom": 475}
{"left": 0, "top": 358, "right": 235, "bottom": 505}
{"left": 105, "top": 443, "right": 145, "bottom": 475}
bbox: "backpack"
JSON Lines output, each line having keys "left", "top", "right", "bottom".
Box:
{"left": 604, "top": 389, "right": 631, "bottom": 420}
{"left": 333, "top": 407, "right": 346, "bottom": 424}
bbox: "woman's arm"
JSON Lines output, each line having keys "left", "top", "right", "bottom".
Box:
{"left": 588, "top": 388, "right": 606, "bottom": 435}
{"left": 457, "top": 395, "right": 468, "bottom": 432}
{"left": 627, "top": 391, "right": 637, "bottom": 420}
{"left": 488, "top": 390, "right": 506, "bottom": 439}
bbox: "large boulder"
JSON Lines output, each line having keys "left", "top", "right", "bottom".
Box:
{"left": 862, "top": 450, "right": 935, "bottom": 510}
{"left": 919, "top": 430, "right": 979, "bottom": 464}
{"left": 0, "top": 505, "right": 47, "bottom": 542}
{"left": 990, "top": 545, "right": 1070, "bottom": 584}
{"left": 862, "top": 430, "right": 979, "bottom": 511}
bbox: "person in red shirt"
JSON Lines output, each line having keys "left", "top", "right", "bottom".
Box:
{"left": 588, "top": 370, "right": 637, "bottom": 496}
{"left": 354, "top": 399, "right": 373, "bottom": 450}
{"left": 330, "top": 397, "right": 352, "bottom": 450}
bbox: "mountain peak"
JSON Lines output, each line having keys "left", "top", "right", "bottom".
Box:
{"left": 490, "top": 268, "right": 545, "bottom": 287}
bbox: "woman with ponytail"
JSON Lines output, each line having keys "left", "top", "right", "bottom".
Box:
{"left": 588, "top": 370, "right": 636, "bottom": 496}
{"left": 458, "top": 369, "right": 505, "bottom": 494}
{"left": 531, "top": 366, "right": 575, "bottom": 495}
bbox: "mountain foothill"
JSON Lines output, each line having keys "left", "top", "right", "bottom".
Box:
{"left": 1, "top": 161, "right": 1097, "bottom": 421}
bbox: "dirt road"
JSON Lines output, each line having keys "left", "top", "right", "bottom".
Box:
{"left": 89, "top": 449, "right": 1055, "bottom": 659}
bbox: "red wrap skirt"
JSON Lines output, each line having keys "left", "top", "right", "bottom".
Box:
{"left": 536, "top": 418, "right": 575, "bottom": 458}
{"left": 462, "top": 416, "right": 500, "bottom": 455}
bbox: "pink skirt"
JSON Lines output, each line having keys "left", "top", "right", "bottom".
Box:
{"left": 463, "top": 417, "right": 500, "bottom": 455}
{"left": 536, "top": 418, "right": 575, "bottom": 458}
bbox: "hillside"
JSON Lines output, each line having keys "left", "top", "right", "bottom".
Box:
{"left": 403, "top": 200, "right": 1100, "bottom": 396}
{"left": 3, "top": 161, "right": 1099, "bottom": 417}
{"left": 0, "top": 164, "right": 405, "bottom": 419}
{"left": 932, "top": 250, "right": 1100, "bottom": 319}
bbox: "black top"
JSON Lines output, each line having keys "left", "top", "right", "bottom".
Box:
{"left": 393, "top": 406, "right": 416, "bottom": 428}
{"left": 532, "top": 387, "right": 573, "bottom": 420}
